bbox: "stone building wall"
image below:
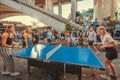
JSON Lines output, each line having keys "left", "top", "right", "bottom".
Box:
{"left": 94, "top": 0, "right": 120, "bottom": 22}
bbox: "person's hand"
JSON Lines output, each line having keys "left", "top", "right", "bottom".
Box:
{"left": 97, "top": 42, "right": 102, "bottom": 46}
{"left": 25, "top": 46, "right": 28, "bottom": 48}
{"left": 14, "top": 45, "right": 22, "bottom": 48}
{"left": 33, "top": 38, "right": 36, "bottom": 41}
{"left": 100, "top": 46, "right": 105, "bottom": 49}
{"left": 17, "top": 46, "right": 22, "bottom": 48}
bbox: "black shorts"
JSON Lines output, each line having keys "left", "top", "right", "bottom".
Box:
{"left": 105, "top": 47, "right": 118, "bottom": 60}
{"left": 88, "top": 40, "right": 94, "bottom": 46}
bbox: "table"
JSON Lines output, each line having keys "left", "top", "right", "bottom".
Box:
{"left": 13, "top": 44, "right": 105, "bottom": 80}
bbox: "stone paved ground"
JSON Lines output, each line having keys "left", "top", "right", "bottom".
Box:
{"left": 0, "top": 42, "right": 120, "bottom": 80}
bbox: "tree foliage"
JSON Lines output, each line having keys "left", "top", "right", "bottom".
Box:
{"left": 80, "top": 8, "right": 94, "bottom": 20}
{"left": 64, "top": 23, "right": 72, "bottom": 32}
{"left": 86, "top": 8, "right": 94, "bottom": 20}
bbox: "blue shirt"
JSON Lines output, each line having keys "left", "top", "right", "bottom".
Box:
{"left": 93, "top": 21, "right": 98, "bottom": 27}
{"left": 85, "top": 25, "right": 90, "bottom": 31}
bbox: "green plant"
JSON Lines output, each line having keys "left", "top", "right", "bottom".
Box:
{"left": 64, "top": 23, "right": 72, "bottom": 32}
{"left": 87, "top": 8, "right": 94, "bottom": 20}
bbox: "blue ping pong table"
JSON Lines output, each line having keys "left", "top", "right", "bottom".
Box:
{"left": 13, "top": 44, "right": 105, "bottom": 80}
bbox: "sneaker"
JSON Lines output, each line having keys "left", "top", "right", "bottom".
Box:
{"left": 2, "top": 71, "right": 10, "bottom": 75}
{"left": 100, "top": 75, "right": 110, "bottom": 80}
{"left": 10, "top": 72, "right": 20, "bottom": 76}
{"left": 109, "top": 74, "right": 118, "bottom": 78}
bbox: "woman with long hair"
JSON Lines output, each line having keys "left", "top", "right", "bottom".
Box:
{"left": 23, "top": 26, "right": 33, "bottom": 48}
{"left": 0, "top": 25, "right": 20, "bottom": 76}
{"left": 97, "top": 26, "right": 118, "bottom": 79}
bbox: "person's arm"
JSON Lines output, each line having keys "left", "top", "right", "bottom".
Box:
{"left": 0, "top": 33, "right": 1, "bottom": 37}
{"left": 94, "top": 31, "right": 97, "bottom": 41}
{"left": 2, "top": 33, "right": 12, "bottom": 48}
{"left": 12, "top": 41, "right": 19, "bottom": 46}
{"left": 32, "top": 33, "right": 36, "bottom": 41}
{"left": 34, "top": 32, "right": 38, "bottom": 35}
{"left": 23, "top": 33, "right": 28, "bottom": 48}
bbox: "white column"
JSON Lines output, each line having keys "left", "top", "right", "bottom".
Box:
{"left": 71, "top": 0, "right": 77, "bottom": 21}
{"left": 98, "top": 0, "right": 103, "bottom": 22}
{"left": 93, "top": 0, "right": 98, "bottom": 20}
{"left": 94, "top": 0, "right": 103, "bottom": 23}
{"left": 58, "top": 0, "right": 62, "bottom": 16}
{"left": 43, "top": 3, "right": 46, "bottom": 9}
{"left": 118, "top": 0, "right": 120, "bottom": 9}
{"left": 45, "top": 0, "right": 53, "bottom": 12}
{"left": 110, "top": 0, "right": 118, "bottom": 20}
{"left": 29, "top": 0, "right": 35, "bottom": 5}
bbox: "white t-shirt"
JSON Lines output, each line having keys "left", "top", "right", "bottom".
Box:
{"left": 47, "top": 31, "right": 52, "bottom": 39}
{"left": 71, "top": 36, "right": 76, "bottom": 42}
{"left": 67, "top": 37, "right": 71, "bottom": 42}
{"left": 88, "top": 30, "right": 96, "bottom": 41}
{"left": 102, "top": 34, "right": 114, "bottom": 46}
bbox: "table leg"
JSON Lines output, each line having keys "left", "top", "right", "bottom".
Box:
{"left": 27, "top": 59, "right": 31, "bottom": 76}
{"left": 78, "top": 67, "right": 82, "bottom": 80}
{"left": 64, "top": 63, "right": 66, "bottom": 78}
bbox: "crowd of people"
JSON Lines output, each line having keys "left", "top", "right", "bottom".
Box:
{"left": 0, "top": 18, "right": 119, "bottom": 80}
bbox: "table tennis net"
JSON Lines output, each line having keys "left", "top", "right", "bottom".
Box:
{"left": 46, "top": 44, "right": 62, "bottom": 60}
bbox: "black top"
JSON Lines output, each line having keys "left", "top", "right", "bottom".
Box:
{"left": 6, "top": 37, "right": 12, "bottom": 45}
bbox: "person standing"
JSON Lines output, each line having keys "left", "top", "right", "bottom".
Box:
{"left": 97, "top": 26, "right": 118, "bottom": 80}
{"left": 23, "top": 26, "right": 33, "bottom": 48}
{"left": 42, "top": 29, "right": 47, "bottom": 44}
{"left": 0, "top": 25, "right": 20, "bottom": 76}
{"left": 102, "top": 18, "right": 109, "bottom": 28}
{"left": 33, "top": 29, "right": 39, "bottom": 45}
{"left": 93, "top": 19, "right": 98, "bottom": 28}
{"left": 87, "top": 25, "right": 100, "bottom": 54}
{"left": 0, "top": 32, "right": 2, "bottom": 46}
{"left": 47, "top": 29, "right": 52, "bottom": 44}
{"left": 70, "top": 33, "right": 77, "bottom": 47}
{"left": 78, "top": 34, "right": 83, "bottom": 47}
